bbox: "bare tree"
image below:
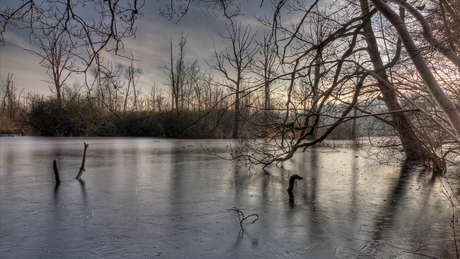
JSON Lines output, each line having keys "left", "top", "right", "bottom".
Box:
{"left": 370, "top": 0, "right": 460, "bottom": 137}
{"left": 25, "top": 31, "right": 77, "bottom": 104}
{"left": 149, "top": 83, "right": 159, "bottom": 111}
{"left": 165, "top": 35, "right": 188, "bottom": 115}
{"left": 123, "top": 55, "right": 143, "bottom": 112}
{"left": 187, "top": 60, "right": 205, "bottom": 114}
{"left": 90, "top": 59, "right": 124, "bottom": 111}
{"left": 208, "top": 0, "right": 459, "bottom": 174}
{"left": 0, "top": 73, "right": 26, "bottom": 134}
{"left": 209, "top": 21, "right": 257, "bottom": 138}
{"left": 1, "top": 73, "right": 17, "bottom": 119}
{"left": 1, "top": 0, "right": 145, "bottom": 82}
{"left": 359, "top": 0, "right": 430, "bottom": 161}
{"left": 253, "top": 33, "right": 278, "bottom": 112}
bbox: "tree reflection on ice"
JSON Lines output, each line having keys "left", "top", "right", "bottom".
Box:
{"left": 0, "top": 137, "right": 458, "bottom": 258}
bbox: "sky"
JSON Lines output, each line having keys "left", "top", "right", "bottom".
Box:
{"left": 0, "top": 0, "right": 276, "bottom": 97}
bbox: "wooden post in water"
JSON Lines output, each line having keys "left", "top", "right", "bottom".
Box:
{"left": 76, "top": 142, "right": 89, "bottom": 180}
{"left": 53, "top": 159, "right": 61, "bottom": 183}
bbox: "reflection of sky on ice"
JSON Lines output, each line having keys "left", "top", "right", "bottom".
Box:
{"left": 0, "top": 137, "right": 458, "bottom": 258}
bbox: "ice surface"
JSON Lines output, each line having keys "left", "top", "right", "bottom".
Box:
{"left": 0, "top": 137, "right": 458, "bottom": 258}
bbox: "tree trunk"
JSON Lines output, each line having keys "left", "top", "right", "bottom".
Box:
{"left": 360, "top": 0, "right": 430, "bottom": 160}
{"left": 264, "top": 81, "right": 270, "bottom": 111}
{"left": 370, "top": 0, "right": 460, "bottom": 137}
{"left": 233, "top": 84, "right": 240, "bottom": 139}
{"left": 390, "top": 0, "right": 460, "bottom": 68}
{"left": 310, "top": 47, "right": 321, "bottom": 140}
{"left": 351, "top": 108, "right": 357, "bottom": 140}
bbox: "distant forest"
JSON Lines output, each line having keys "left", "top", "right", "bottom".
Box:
{"left": 1, "top": 72, "right": 375, "bottom": 139}
{"left": 1, "top": 0, "right": 460, "bottom": 173}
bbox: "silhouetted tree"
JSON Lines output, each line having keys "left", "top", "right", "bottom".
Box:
{"left": 25, "top": 31, "right": 77, "bottom": 104}
{"left": 209, "top": 20, "right": 257, "bottom": 138}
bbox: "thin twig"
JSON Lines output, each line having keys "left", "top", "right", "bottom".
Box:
{"left": 227, "top": 207, "right": 259, "bottom": 229}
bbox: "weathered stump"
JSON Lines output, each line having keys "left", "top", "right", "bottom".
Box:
{"left": 76, "top": 142, "right": 89, "bottom": 180}
{"left": 287, "top": 174, "right": 303, "bottom": 203}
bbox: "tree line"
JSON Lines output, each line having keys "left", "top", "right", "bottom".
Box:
{"left": 1, "top": 0, "right": 460, "bottom": 173}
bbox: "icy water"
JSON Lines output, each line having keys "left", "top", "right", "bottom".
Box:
{"left": 0, "top": 137, "right": 459, "bottom": 258}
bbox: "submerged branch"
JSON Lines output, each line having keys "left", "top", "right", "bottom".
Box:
{"left": 227, "top": 207, "right": 259, "bottom": 229}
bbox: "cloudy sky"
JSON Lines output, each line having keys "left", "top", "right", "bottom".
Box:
{"left": 0, "top": 0, "right": 276, "bottom": 97}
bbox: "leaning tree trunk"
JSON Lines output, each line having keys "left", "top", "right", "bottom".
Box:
{"left": 370, "top": 0, "right": 460, "bottom": 137}
{"left": 360, "top": 0, "right": 430, "bottom": 161}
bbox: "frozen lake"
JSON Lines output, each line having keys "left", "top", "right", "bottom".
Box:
{"left": 0, "top": 137, "right": 459, "bottom": 258}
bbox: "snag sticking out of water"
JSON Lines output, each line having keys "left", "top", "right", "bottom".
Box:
{"left": 53, "top": 159, "right": 61, "bottom": 183}
{"left": 76, "top": 142, "right": 89, "bottom": 180}
{"left": 287, "top": 174, "right": 303, "bottom": 203}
